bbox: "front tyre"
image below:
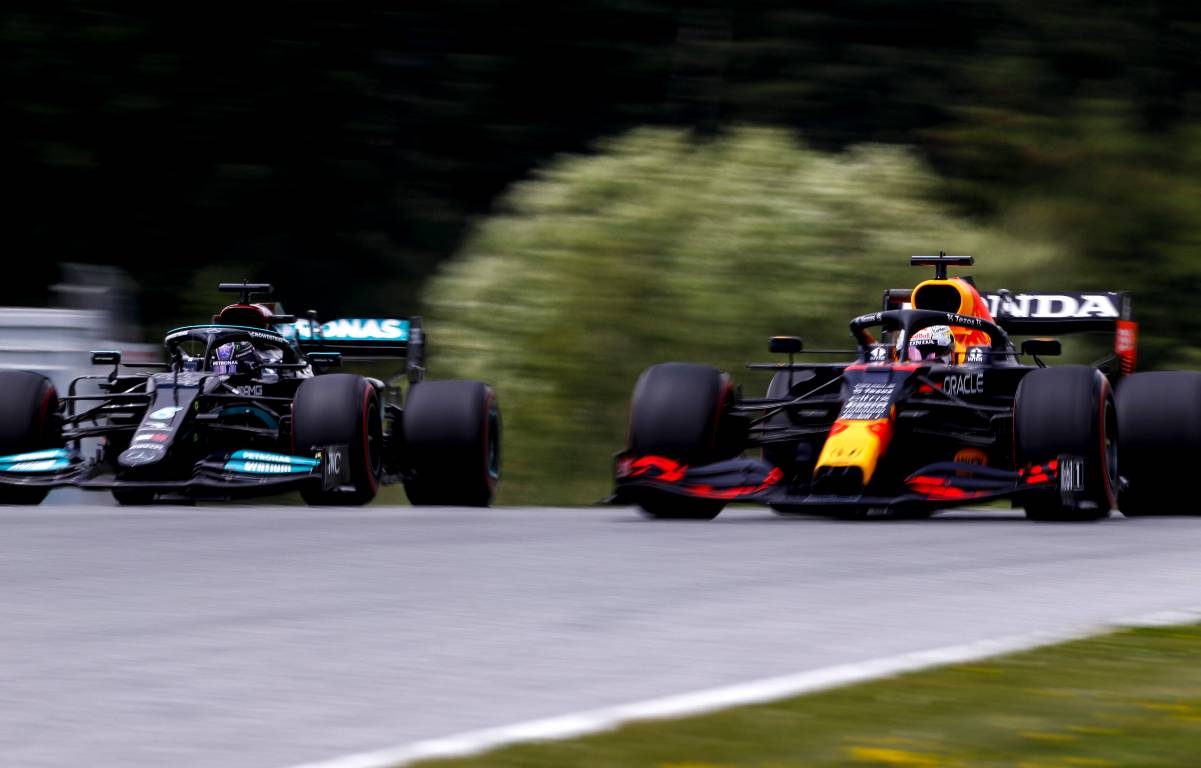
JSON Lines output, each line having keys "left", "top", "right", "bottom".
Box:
{"left": 1014, "top": 366, "right": 1117, "bottom": 522}
{"left": 293, "top": 374, "right": 383, "bottom": 506}
{"left": 402, "top": 381, "right": 500, "bottom": 507}
{"left": 626, "top": 363, "right": 736, "bottom": 520}
{"left": 0, "top": 371, "right": 60, "bottom": 505}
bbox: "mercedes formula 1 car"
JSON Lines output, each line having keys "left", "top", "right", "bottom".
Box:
{"left": 0, "top": 282, "right": 500, "bottom": 506}
{"left": 613, "top": 253, "right": 1195, "bottom": 521}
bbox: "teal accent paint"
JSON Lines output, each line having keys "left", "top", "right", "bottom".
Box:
{"left": 0, "top": 448, "right": 70, "bottom": 464}
{"left": 223, "top": 460, "right": 312, "bottom": 475}
{"left": 166, "top": 324, "right": 287, "bottom": 338}
{"left": 229, "top": 450, "right": 319, "bottom": 467}
{"left": 0, "top": 458, "right": 70, "bottom": 472}
{"left": 221, "top": 405, "right": 279, "bottom": 429}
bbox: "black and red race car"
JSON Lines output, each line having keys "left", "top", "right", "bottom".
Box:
{"left": 0, "top": 282, "right": 500, "bottom": 506}
{"left": 613, "top": 253, "right": 1195, "bottom": 521}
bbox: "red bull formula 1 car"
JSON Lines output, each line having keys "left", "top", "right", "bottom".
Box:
{"left": 613, "top": 253, "right": 1193, "bottom": 521}
{"left": 0, "top": 282, "right": 500, "bottom": 506}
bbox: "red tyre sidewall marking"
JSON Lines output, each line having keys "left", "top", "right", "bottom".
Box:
{"left": 362, "top": 384, "right": 379, "bottom": 493}
{"left": 1097, "top": 375, "right": 1116, "bottom": 509}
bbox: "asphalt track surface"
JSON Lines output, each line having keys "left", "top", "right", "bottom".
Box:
{"left": 3, "top": 502, "right": 1201, "bottom": 768}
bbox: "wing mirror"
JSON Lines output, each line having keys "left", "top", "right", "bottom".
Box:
{"left": 769, "top": 336, "right": 803, "bottom": 355}
{"left": 91, "top": 350, "right": 122, "bottom": 382}
{"left": 1021, "top": 338, "right": 1061, "bottom": 357}
{"left": 308, "top": 351, "right": 342, "bottom": 369}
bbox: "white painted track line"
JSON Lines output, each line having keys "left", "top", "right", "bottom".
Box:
{"left": 286, "top": 607, "right": 1201, "bottom": 768}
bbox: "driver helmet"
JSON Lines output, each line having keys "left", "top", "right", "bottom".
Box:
{"left": 899, "top": 325, "right": 954, "bottom": 363}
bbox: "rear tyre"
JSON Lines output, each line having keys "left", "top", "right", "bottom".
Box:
{"left": 1014, "top": 366, "right": 1117, "bottom": 522}
{"left": 0, "top": 371, "right": 60, "bottom": 505}
{"left": 402, "top": 380, "right": 500, "bottom": 507}
{"left": 1116, "top": 371, "right": 1201, "bottom": 516}
{"left": 627, "top": 363, "right": 736, "bottom": 520}
{"left": 293, "top": 374, "right": 382, "bottom": 506}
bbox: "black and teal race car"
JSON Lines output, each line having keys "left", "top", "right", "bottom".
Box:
{"left": 0, "top": 282, "right": 500, "bottom": 506}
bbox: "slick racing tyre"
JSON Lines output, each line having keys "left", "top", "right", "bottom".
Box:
{"left": 401, "top": 380, "right": 500, "bottom": 507}
{"left": 627, "top": 363, "right": 738, "bottom": 520}
{"left": 293, "top": 374, "right": 383, "bottom": 506}
{"left": 0, "top": 371, "right": 60, "bottom": 505}
{"left": 1014, "top": 366, "right": 1117, "bottom": 522}
{"left": 1116, "top": 371, "right": 1201, "bottom": 516}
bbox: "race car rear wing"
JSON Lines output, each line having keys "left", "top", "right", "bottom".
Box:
{"left": 985, "top": 291, "right": 1138, "bottom": 374}
{"left": 280, "top": 315, "right": 426, "bottom": 380}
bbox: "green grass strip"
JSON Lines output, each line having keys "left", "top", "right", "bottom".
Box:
{"left": 416, "top": 624, "right": 1201, "bottom": 768}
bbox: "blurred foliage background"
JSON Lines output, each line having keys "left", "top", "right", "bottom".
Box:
{"left": 428, "top": 128, "right": 1062, "bottom": 502}
{"left": 6, "top": 1, "right": 1201, "bottom": 502}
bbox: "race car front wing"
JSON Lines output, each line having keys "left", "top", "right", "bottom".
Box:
{"left": 612, "top": 452, "right": 1086, "bottom": 513}
{"left": 0, "top": 446, "right": 355, "bottom": 499}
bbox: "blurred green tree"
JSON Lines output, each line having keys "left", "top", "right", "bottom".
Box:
{"left": 426, "top": 127, "right": 1064, "bottom": 503}
{"left": 937, "top": 100, "right": 1201, "bottom": 369}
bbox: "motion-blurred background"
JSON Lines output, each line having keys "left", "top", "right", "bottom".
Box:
{"left": 6, "top": 1, "right": 1200, "bottom": 503}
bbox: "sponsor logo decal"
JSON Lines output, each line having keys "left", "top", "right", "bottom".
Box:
{"left": 955, "top": 448, "right": 988, "bottom": 466}
{"left": 229, "top": 450, "right": 320, "bottom": 467}
{"left": 1059, "top": 456, "right": 1085, "bottom": 493}
{"left": 224, "top": 460, "right": 310, "bottom": 475}
{"left": 868, "top": 345, "right": 888, "bottom": 363}
{"left": 947, "top": 313, "right": 983, "bottom": 328}
{"left": 143, "top": 421, "right": 170, "bottom": 430}
{"left": 232, "top": 384, "right": 263, "bottom": 396}
{"left": 965, "top": 346, "right": 986, "bottom": 364}
{"left": 851, "top": 312, "right": 884, "bottom": 329}
{"left": 839, "top": 382, "right": 897, "bottom": 421}
{"left": 322, "top": 444, "right": 352, "bottom": 490}
{"left": 149, "top": 406, "right": 182, "bottom": 420}
{"left": 289, "top": 318, "right": 410, "bottom": 342}
{"left": 133, "top": 432, "right": 169, "bottom": 443}
{"left": 118, "top": 444, "right": 164, "bottom": 466}
{"left": 984, "top": 293, "right": 1121, "bottom": 320}
{"left": 942, "top": 373, "right": 984, "bottom": 397}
